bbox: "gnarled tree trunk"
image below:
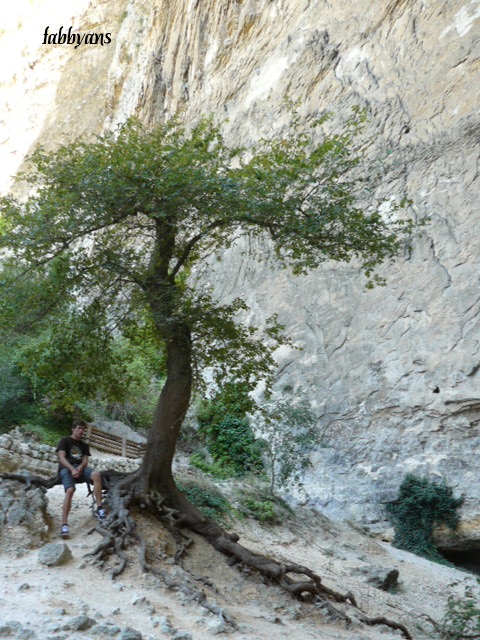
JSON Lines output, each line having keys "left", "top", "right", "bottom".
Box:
{"left": 135, "top": 326, "right": 192, "bottom": 493}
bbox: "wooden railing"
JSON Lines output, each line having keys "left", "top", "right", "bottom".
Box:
{"left": 85, "top": 425, "right": 146, "bottom": 459}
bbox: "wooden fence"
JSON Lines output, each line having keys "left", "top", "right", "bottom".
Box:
{"left": 85, "top": 425, "right": 146, "bottom": 459}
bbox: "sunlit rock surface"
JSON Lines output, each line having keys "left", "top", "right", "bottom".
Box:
{"left": 1, "top": 0, "right": 479, "bottom": 545}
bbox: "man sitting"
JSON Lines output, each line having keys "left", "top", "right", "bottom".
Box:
{"left": 56, "top": 419, "right": 105, "bottom": 537}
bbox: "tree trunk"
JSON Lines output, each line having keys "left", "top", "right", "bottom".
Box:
{"left": 136, "top": 326, "right": 192, "bottom": 494}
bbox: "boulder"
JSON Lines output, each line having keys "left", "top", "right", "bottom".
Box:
{"left": 38, "top": 543, "right": 73, "bottom": 566}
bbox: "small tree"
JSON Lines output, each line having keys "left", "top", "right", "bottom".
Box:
{"left": 259, "top": 393, "right": 321, "bottom": 496}
{"left": 194, "top": 382, "right": 263, "bottom": 477}
{"left": 441, "top": 585, "right": 480, "bottom": 640}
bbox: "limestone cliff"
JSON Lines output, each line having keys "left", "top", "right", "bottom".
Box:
{"left": 1, "top": 0, "right": 479, "bottom": 546}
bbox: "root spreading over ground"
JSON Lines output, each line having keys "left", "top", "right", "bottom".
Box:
{"left": 1, "top": 471, "right": 412, "bottom": 639}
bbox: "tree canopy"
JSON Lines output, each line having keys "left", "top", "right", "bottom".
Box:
{"left": 0, "top": 111, "right": 418, "bottom": 636}
{"left": 0, "top": 110, "right": 414, "bottom": 492}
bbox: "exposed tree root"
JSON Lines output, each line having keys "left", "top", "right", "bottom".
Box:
{"left": 1, "top": 471, "right": 60, "bottom": 490}
{"left": 1, "top": 471, "right": 412, "bottom": 638}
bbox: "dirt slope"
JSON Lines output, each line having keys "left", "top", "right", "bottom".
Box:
{"left": 0, "top": 473, "right": 476, "bottom": 640}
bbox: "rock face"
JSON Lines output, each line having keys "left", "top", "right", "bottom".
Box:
{"left": 1, "top": 1, "right": 479, "bottom": 543}
{"left": 0, "top": 480, "right": 50, "bottom": 552}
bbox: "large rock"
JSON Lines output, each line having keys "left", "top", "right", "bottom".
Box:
{"left": 92, "top": 418, "right": 147, "bottom": 444}
{"left": 0, "top": 480, "right": 50, "bottom": 553}
{"left": 38, "top": 543, "right": 73, "bottom": 566}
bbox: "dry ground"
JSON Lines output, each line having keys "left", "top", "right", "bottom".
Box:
{"left": 0, "top": 466, "right": 477, "bottom": 640}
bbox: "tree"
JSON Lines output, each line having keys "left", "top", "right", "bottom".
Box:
{"left": 259, "top": 392, "right": 321, "bottom": 497}
{"left": 0, "top": 111, "right": 414, "bottom": 637}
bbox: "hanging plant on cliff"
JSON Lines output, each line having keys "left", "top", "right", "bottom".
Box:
{"left": 0, "top": 110, "right": 415, "bottom": 637}
{"left": 386, "top": 474, "right": 464, "bottom": 564}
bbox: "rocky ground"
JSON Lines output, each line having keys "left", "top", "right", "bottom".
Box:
{"left": 1, "top": 457, "right": 478, "bottom": 640}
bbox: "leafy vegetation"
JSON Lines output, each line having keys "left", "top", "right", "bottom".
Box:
{"left": 441, "top": 584, "right": 480, "bottom": 640}
{"left": 194, "top": 382, "right": 264, "bottom": 478}
{"left": 259, "top": 392, "right": 322, "bottom": 496}
{"left": 0, "top": 310, "right": 166, "bottom": 435}
{"left": 0, "top": 337, "right": 36, "bottom": 431}
{"left": 386, "top": 474, "right": 464, "bottom": 564}
{"left": 239, "top": 494, "right": 277, "bottom": 523}
{"left": 0, "top": 109, "right": 421, "bottom": 634}
{"left": 0, "top": 109, "right": 416, "bottom": 501}
{"left": 176, "top": 480, "right": 231, "bottom": 522}
{"left": 16, "top": 416, "right": 72, "bottom": 447}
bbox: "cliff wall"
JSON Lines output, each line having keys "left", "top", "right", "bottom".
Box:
{"left": 1, "top": 0, "right": 479, "bottom": 544}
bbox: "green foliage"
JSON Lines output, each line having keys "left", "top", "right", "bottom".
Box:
{"left": 235, "top": 484, "right": 292, "bottom": 523}
{"left": 386, "top": 474, "right": 464, "bottom": 564}
{"left": 0, "top": 337, "right": 34, "bottom": 430}
{"left": 260, "top": 392, "right": 322, "bottom": 496}
{"left": 0, "top": 109, "right": 418, "bottom": 481}
{"left": 14, "top": 302, "right": 165, "bottom": 412}
{"left": 194, "top": 383, "right": 264, "bottom": 477}
{"left": 176, "top": 480, "right": 230, "bottom": 522}
{"left": 196, "top": 380, "right": 255, "bottom": 424}
{"left": 240, "top": 496, "right": 277, "bottom": 523}
{"left": 441, "top": 584, "right": 480, "bottom": 640}
{"left": 203, "top": 415, "right": 264, "bottom": 476}
{"left": 0, "top": 306, "right": 165, "bottom": 433}
{"left": 18, "top": 412, "right": 74, "bottom": 447}
{"left": 0, "top": 110, "right": 415, "bottom": 398}
{"left": 189, "top": 452, "right": 231, "bottom": 479}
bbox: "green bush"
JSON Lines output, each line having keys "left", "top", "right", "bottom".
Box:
{"left": 236, "top": 486, "right": 292, "bottom": 524}
{"left": 441, "top": 585, "right": 480, "bottom": 639}
{"left": 0, "top": 338, "right": 36, "bottom": 431}
{"left": 195, "top": 380, "right": 254, "bottom": 427}
{"left": 386, "top": 474, "right": 463, "bottom": 564}
{"left": 194, "top": 382, "right": 264, "bottom": 478}
{"left": 204, "top": 415, "right": 264, "bottom": 476}
{"left": 0, "top": 310, "right": 166, "bottom": 436}
{"left": 260, "top": 393, "right": 321, "bottom": 496}
{"left": 19, "top": 405, "right": 83, "bottom": 446}
{"left": 176, "top": 481, "right": 230, "bottom": 522}
{"left": 240, "top": 496, "right": 277, "bottom": 523}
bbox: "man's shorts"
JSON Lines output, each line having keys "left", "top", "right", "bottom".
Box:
{"left": 59, "top": 466, "right": 95, "bottom": 492}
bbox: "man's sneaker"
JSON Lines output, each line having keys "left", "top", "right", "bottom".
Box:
{"left": 95, "top": 507, "right": 106, "bottom": 522}
{"left": 61, "top": 524, "right": 69, "bottom": 538}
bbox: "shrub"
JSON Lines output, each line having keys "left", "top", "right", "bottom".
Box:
{"left": 176, "top": 481, "right": 230, "bottom": 522}
{"left": 236, "top": 486, "right": 292, "bottom": 524}
{"left": 194, "top": 382, "right": 264, "bottom": 477}
{"left": 203, "top": 415, "right": 264, "bottom": 476}
{"left": 0, "top": 339, "right": 36, "bottom": 431}
{"left": 259, "top": 393, "right": 322, "bottom": 496}
{"left": 441, "top": 584, "right": 480, "bottom": 639}
{"left": 386, "top": 474, "right": 463, "bottom": 564}
{"left": 189, "top": 452, "right": 232, "bottom": 479}
{"left": 240, "top": 496, "right": 277, "bottom": 523}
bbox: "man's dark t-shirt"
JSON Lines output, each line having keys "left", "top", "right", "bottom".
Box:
{"left": 56, "top": 437, "right": 90, "bottom": 472}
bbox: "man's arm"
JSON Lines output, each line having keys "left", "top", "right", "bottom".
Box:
{"left": 58, "top": 449, "right": 75, "bottom": 473}
{"left": 76, "top": 455, "right": 89, "bottom": 475}
{"left": 58, "top": 450, "right": 88, "bottom": 479}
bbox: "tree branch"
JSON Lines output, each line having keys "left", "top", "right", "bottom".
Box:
{"left": 170, "top": 219, "right": 228, "bottom": 279}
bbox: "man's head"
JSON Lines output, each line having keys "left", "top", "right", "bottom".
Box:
{"left": 71, "top": 419, "right": 87, "bottom": 440}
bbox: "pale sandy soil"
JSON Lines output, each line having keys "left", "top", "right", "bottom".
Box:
{"left": 0, "top": 463, "right": 478, "bottom": 640}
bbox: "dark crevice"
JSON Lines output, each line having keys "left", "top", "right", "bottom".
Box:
{"left": 441, "top": 549, "right": 480, "bottom": 575}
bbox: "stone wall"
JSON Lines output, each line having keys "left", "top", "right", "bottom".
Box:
{"left": 0, "top": 430, "right": 141, "bottom": 478}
